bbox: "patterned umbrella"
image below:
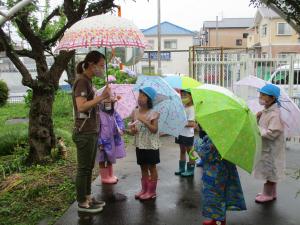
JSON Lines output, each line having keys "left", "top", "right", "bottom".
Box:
{"left": 97, "top": 84, "right": 138, "bottom": 119}
{"left": 55, "top": 14, "right": 146, "bottom": 65}
{"left": 134, "top": 75, "right": 187, "bottom": 137}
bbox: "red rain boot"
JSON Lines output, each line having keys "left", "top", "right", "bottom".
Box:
{"left": 107, "top": 164, "right": 118, "bottom": 183}
{"left": 139, "top": 179, "right": 157, "bottom": 200}
{"left": 203, "top": 219, "right": 226, "bottom": 225}
{"left": 135, "top": 177, "right": 148, "bottom": 199}
{"left": 99, "top": 167, "right": 117, "bottom": 184}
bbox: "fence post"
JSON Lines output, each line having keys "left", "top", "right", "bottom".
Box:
{"left": 288, "top": 55, "right": 294, "bottom": 97}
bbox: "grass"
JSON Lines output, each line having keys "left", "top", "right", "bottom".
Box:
{"left": 0, "top": 92, "right": 78, "bottom": 225}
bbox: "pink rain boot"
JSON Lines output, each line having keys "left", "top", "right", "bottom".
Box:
{"left": 135, "top": 177, "right": 148, "bottom": 199}
{"left": 139, "top": 179, "right": 157, "bottom": 200}
{"left": 255, "top": 182, "right": 274, "bottom": 203}
{"left": 107, "top": 164, "right": 118, "bottom": 183}
{"left": 99, "top": 167, "right": 117, "bottom": 184}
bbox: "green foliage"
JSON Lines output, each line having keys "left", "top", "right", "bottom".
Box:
{"left": 0, "top": 124, "right": 28, "bottom": 156}
{"left": 0, "top": 80, "right": 9, "bottom": 107}
{"left": 92, "top": 64, "right": 137, "bottom": 89}
{"left": 24, "top": 89, "right": 32, "bottom": 107}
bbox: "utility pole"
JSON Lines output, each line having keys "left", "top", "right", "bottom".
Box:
{"left": 157, "top": 0, "right": 162, "bottom": 75}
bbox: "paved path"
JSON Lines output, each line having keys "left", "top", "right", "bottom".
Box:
{"left": 55, "top": 136, "right": 300, "bottom": 225}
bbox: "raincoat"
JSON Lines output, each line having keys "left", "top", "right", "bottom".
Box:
{"left": 195, "top": 136, "right": 246, "bottom": 221}
{"left": 254, "top": 103, "right": 285, "bottom": 182}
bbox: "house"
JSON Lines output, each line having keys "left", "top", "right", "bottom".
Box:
{"left": 247, "top": 7, "right": 300, "bottom": 58}
{"left": 201, "top": 18, "right": 254, "bottom": 48}
{"left": 135, "top": 21, "right": 196, "bottom": 75}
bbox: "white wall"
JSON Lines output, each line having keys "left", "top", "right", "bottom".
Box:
{"left": 134, "top": 35, "right": 194, "bottom": 75}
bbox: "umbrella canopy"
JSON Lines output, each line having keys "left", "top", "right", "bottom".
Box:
{"left": 164, "top": 75, "right": 201, "bottom": 90}
{"left": 55, "top": 14, "right": 146, "bottom": 66}
{"left": 97, "top": 84, "right": 137, "bottom": 119}
{"left": 234, "top": 76, "right": 300, "bottom": 137}
{"left": 191, "top": 84, "right": 261, "bottom": 173}
{"left": 134, "top": 75, "right": 187, "bottom": 137}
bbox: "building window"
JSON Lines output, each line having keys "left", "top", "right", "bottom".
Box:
{"left": 236, "top": 39, "right": 242, "bottom": 46}
{"left": 147, "top": 40, "right": 154, "bottom": 50}
{"left": 277, "top": 52, "right": 296, "bottom": 58}
{"left": 277, "top": 22, "right": 292, "bottom": 35}
{"left": 261, "top": 24, "right": 267, "bottom": 37}
{"left": 164, "top": 40, "right": 177, "bottom": 49}
{"left": 243, "top": 33, "right": 248, "bottom": 38}
{"left": 262, "top": 52, "right": 268, "bottom": 58}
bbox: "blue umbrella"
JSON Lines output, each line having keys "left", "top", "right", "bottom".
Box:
{"left": 134, "top": 75, "right": 187, "bottom": 137}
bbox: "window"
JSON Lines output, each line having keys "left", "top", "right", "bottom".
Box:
{"left": 294, "top": 70, "right": 300, "bottom": 85}
{"left": 236, "top": 39, "right": 242, "bottom": 46}
{"left": 261, "top": 24, "right": 267, "bottom": 37}
{"left": 147, "top": 40, "right": 154, "bottom": 50}
{"left": 277, "top": 52, "right": 296, "bottom": 59}
{"left": 243, "top": 33, "right": 248, "bottom": 38}
{"left": 277, "top": 22, "right": 292, "bottom": 35}
{"left": 164, "top": 40, "right": 177, "bottom": 49}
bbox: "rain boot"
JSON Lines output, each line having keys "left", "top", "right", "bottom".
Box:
{"left": 135, "top": 177, "right": 148, "bottom": 199}
{"left": 139, "top": 179, "right": 157, "bottom": 200}
{"left": 181, "top": 162, "right": 195, "bottom": 177}
{"left": 174, "top": 160, "right": 186, "bottom": 175}
{"left": 203, "top": 219, "right": 226, "bottom": 225}
{"left": 107, "top": 164, "right": 118, "bottom": 183}
{"left": 99, "top": 167, "right": 117, "bottom": 184}
{"left": 255, "top": 182, "right": 274, "bottom": 203}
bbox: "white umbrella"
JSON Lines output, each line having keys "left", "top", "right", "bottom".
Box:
{"left": 234, "top": 76, "right": 300, "bottom": 137}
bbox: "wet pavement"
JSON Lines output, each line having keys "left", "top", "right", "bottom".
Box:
{"left": 55, "top": 136, "right": 300, "bottom": 225}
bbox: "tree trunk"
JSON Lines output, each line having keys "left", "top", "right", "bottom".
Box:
{"left": 27, "top": 86, "right": 56, "bottom": 164}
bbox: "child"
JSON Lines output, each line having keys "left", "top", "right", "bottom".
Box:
{"left": 128, "top": 87, "right": 160, "bottom": 201}
{"left": 195, "top": 130, "right": 246, "bottom": 225}
{"left": 174, "top": 89, "right": 196, "bottom": 177}
{"left": 254, "top": 84, "right": 285, "bottom": 203}
{"left": 98, "top": 97, "right": 126, "bottom": 184}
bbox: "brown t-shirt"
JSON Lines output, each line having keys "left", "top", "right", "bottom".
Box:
{"left": 72, "top": 74, "right": 99, "bottom": 134}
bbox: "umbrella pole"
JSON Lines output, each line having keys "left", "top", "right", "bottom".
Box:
{"left": 105, "top": 47, "right": 108, "bottom": 82}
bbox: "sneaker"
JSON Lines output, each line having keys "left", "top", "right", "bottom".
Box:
{"left": 89, "top": 198, "right": 106, "bottom": 207}
{"left": 78, "top": 204, "right": 103, "bottom": 213}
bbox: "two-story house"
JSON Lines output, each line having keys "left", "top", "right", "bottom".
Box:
{"left": 135, "top": 21, "right": 196, "bottom": 75}
{"left": 247, "top": 7, "right": 300, "bottom": 58}
{"left": 201, "top": 18, "right": 254, "bottom": 48}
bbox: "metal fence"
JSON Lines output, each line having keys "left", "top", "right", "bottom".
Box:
{"left": 189, "top": 46, "right": 300, "bottom": 98}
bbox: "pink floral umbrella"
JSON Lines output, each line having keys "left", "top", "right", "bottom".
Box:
{"left": 55, "top": 14, "right": 146, "bottom": 66}
{"left": 97, "top": 84, "right": 137, "bottom": 119}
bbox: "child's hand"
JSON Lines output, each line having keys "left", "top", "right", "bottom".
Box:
{"left": 98, "top": 145, "right": 104, "bottom": 151}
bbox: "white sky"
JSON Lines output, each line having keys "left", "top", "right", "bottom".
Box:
{"left": 49, "top": 0, "right": 257, "bottom": 31}
{"left": 115, "top": 0, "right": 257, "bottom": 31}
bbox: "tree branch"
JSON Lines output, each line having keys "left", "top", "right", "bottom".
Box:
{"left": 40, "top": 7, "right": 61, "bottom": 31}
{"left": 15, "top": 49, "right": 35, "bottom": 58}
{"left": 0, "top": 28, "right": 35, "bottom": 88}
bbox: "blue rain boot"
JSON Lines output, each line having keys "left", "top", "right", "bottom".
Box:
{"left": 174, "top": 160, "right": 186, "bottom": 176}
{"left": 181, "top": 162, "right": 195, "bottom": 177}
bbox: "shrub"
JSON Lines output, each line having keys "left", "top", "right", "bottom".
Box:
{"left": 0, "top": 80, "right": 9, "bottom": 107}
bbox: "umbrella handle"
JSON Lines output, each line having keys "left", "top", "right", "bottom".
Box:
{"left": 105, "top": 47, "right": 108, "bottom": 82}
{"left": 188, "top": 148, "right": 199, "bottom": 161}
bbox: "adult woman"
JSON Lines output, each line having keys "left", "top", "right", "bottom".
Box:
{"left": 72, "top": 51, "right": 110, "bottom": 213}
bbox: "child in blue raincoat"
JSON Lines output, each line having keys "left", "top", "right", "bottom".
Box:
{"left": 194, "top": 130, "right": 246, "bottom": 225}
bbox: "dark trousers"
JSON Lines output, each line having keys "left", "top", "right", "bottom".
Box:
{"left": 72, "top": 132, "right": 98, "bottom": 203}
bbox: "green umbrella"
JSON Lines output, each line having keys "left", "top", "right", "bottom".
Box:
{"left": 191, "top": 84, "right": 261, "bottom": 173}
